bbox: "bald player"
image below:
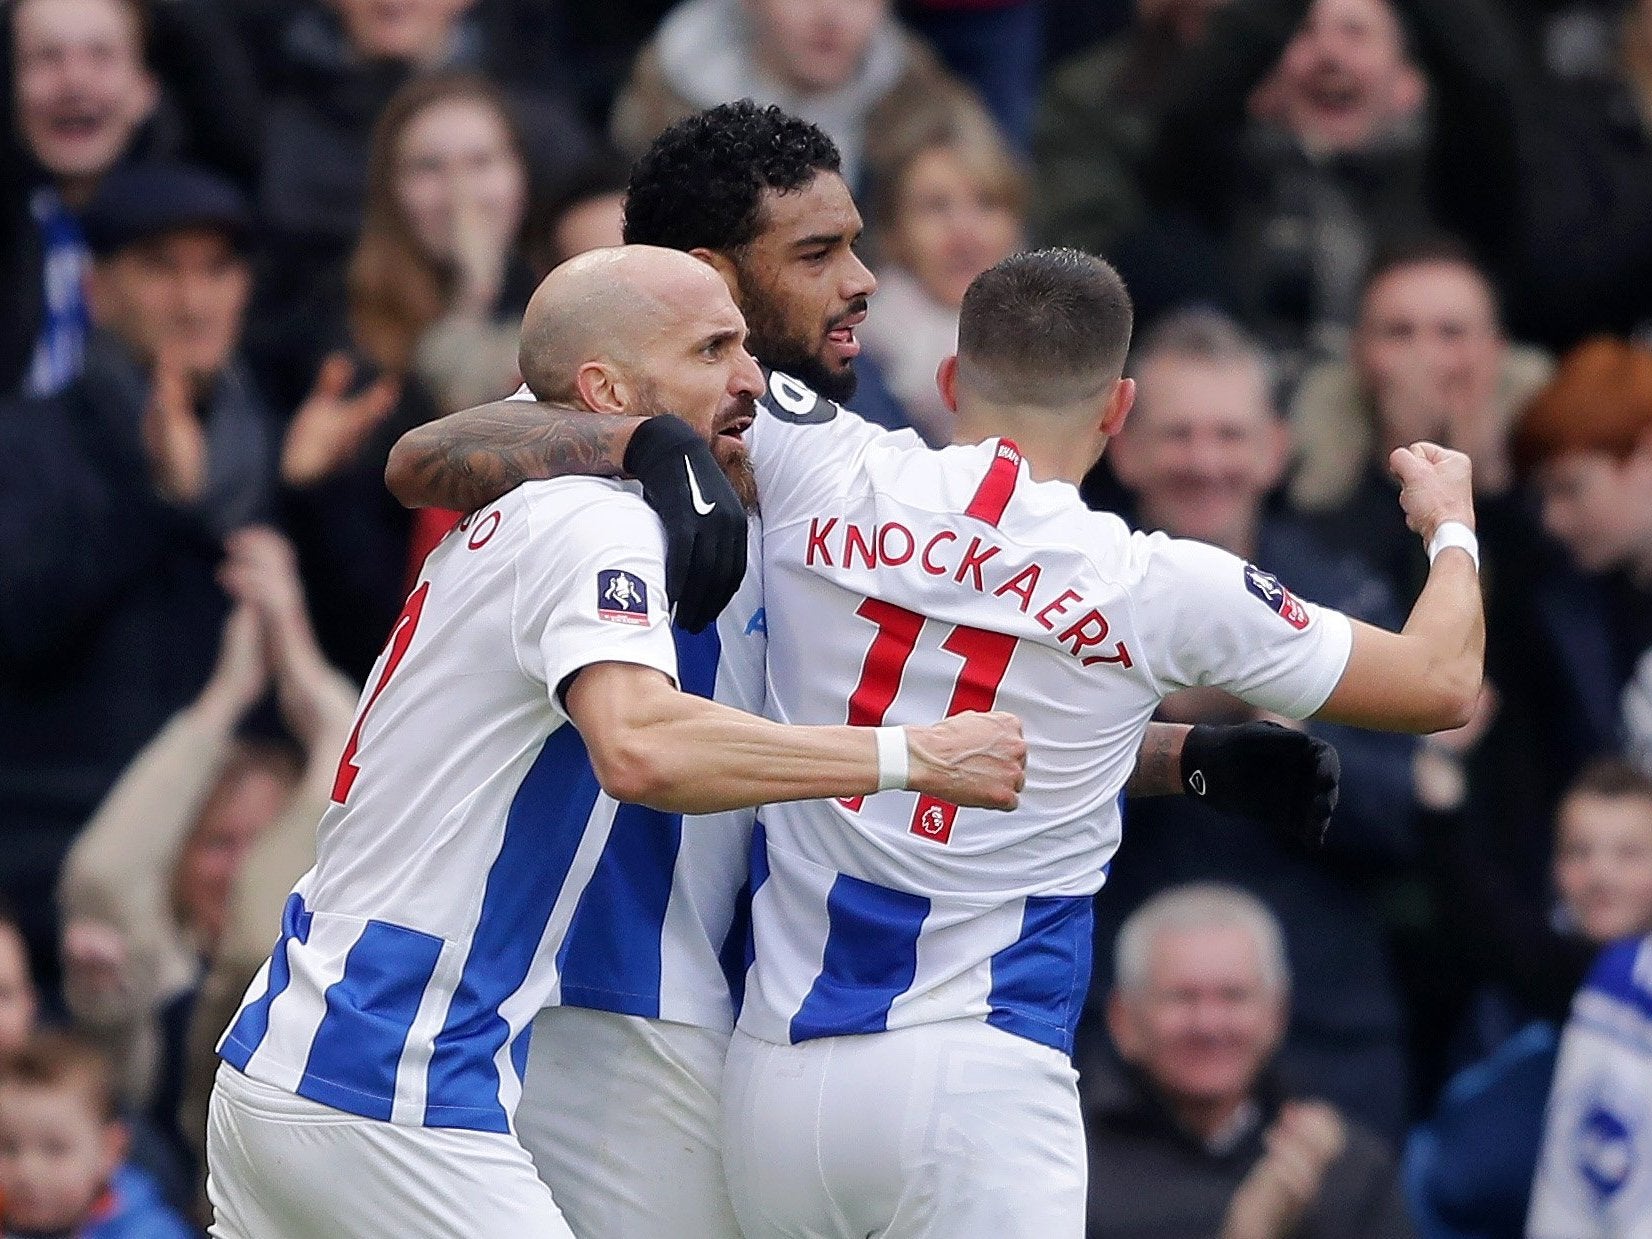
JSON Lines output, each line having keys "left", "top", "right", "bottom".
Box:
{"left": 203, "top": 247, "right": 1026, "bottom": 1239}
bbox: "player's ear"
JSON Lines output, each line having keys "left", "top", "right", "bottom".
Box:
{"left": 1100, "top": 377, "right": 1136, "bottom": 438}
{"left": 936, "top": 354, "right": 960, "bottom": 413}
{"left": 691, "top": 248, "right": 741, "bottom": 304}
{"left": 575, "top": 360, "right": 629, "bottom": 415}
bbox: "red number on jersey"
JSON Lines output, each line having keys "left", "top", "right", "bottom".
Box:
{"left": 330, "top": 581, "right": 430, "bottom": 804}
{"left": 840, "top": 598, "right": 1018, "bottom": 842}
{"left": 838, "top": 598, "right": 926, "bottom": 812}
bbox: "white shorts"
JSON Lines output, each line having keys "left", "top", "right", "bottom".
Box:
{"left": 722, "top": 1020, "right": 1087, "bottom": 1239}
{"left": 206, "top": 1063, "right": 574, "bottom": 1239}
{"left": 515, "top": 1006, "right": 741, "bottom": 1238}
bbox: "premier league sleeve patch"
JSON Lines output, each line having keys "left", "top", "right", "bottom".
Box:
{"left": 597, "top": 569, "right": 650, "bottom": 625}
{"left": 1243, "top": 563, "right": 1311, "bottom": 631}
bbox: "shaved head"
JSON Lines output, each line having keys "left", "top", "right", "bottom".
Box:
{"left": 518, "top": 245, "right": 735, "bottom": 405}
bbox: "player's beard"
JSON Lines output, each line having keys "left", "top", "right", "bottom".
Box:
{"left": 713, "top": 434, "right": 759, "bottom": 512}
{"left": 739, "top": 277, "right": 859, "bottom": 404}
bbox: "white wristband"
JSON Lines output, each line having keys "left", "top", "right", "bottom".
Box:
{"left": 1427, "top": 521, "right": 1480, "bottom": 571}
{"left": 874, "top": 726, "right": 909, "bottom": 792}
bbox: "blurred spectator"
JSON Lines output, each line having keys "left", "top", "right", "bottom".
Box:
{"left": 1517, "top": 338, "right": 1652, "bottom": 749}
{"left": 523, "top": 154, "right": 631, "bottom": 276}
{"left": 861, "top": 111, "right": 1026, "bottom": 443}
{"left": 57, "top": 529, "right": 354, "bottom": 1172}
{"left": 1289, "top": 237, "right": 1552, "bottom": 520}
{"left": 1085, "top": 884, "right": 1412, "bottom": 1239}
{"left": 1293, "top": 242, "right": 1601, "bottom": 973}
{"left": 1131, "top": 0, "right": 1523, "bottom": 385}
{"left": 1033, "top": 0, "right": 1230, "bottom": 258}
{"left": 1407, "top": 759, "right": 1652, "bottom": 1239}
{"left": 1526, "top": 931, "right": 1652, "bottom": 1237}
{"left": 609, "top": 0, "right": 996, "bottom": 194}
{"left": 1097, "top": 309, "right": 1419, "bottom": 1140}
{"left": 349, "top": 73, "right": 533, "bottom": 416}
{"left": 0, "top": 0, "right": 259, "bottom": 398}
{"left": 249, "top": 0, "right": 594, "bottom": 359}
{"left": 0, "top": 163, "right": 275, "bottom": 988}
{"left": 0, "top": 1030, "right": 195, "bottom": 1239}
{"left": 901, "top": 0, "right": 1044, "bottom": 150}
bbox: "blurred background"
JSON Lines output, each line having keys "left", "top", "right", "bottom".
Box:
{"left": 2, "top": 0, "right": 1651, "bottom": 1234}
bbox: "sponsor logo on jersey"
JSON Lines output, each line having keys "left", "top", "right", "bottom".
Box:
{"left": 597, "top": 570, "right": 649, "bottom": 625}
{"left": 1243, "top": 564, "right": 1310, "bottom": 631}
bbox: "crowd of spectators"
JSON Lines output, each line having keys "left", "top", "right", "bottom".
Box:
{"left": 1, "top": 0, "right": 1651, "bottom": 1233}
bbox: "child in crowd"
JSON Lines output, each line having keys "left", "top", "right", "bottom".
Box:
{"left": 1408, "top": 759, "right": 1652, "bottom": 1238}
{"left": 0, "top": 1031, "right": 195, "bottom": 1239}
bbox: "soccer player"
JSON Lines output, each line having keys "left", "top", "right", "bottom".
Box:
{"left": 707, "top": 248, "right": 1480, "bottom": 1239}
{"left": 386, "top": 104, "right": 1341, "bottom": 1239}
{"left": 202, "top": 245, "right": 1026, "bottom": 1239}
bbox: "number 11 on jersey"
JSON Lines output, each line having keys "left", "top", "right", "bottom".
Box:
{"left": 841, "top": 597, "right": 1018, "bottom": 843}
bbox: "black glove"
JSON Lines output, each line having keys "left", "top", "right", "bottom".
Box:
{"left": 623, "top": 415, "right": 749, "bottom": 633}
{"left": 1181, "top": 721, "right": 1341, "bottom": 849}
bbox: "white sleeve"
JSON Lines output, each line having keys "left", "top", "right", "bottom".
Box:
{"left": 512, "top": 488, "right": 679, "bottom": 721}
{"left": 746, "top": 370, "right": 924, "bottom": 524}
{"left": 1130, "top": 535, "right": 1354, "bottom": 720}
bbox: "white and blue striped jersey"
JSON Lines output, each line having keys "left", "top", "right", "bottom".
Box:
{"left": 737, "top": 372, "right": 1355, "bottom": 1057}
{"left": 218, "top": 477, "right": 682, "bottom": 1133}
{"left": 1528, "top": 935, "right": 1652, "bottom": 1237}
{"left": 550, "top": 525, "right": 766, "bottom": 1031}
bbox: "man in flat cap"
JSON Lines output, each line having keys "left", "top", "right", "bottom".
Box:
{"left": 0, "top": 162, "right": 279, "bottom": 984}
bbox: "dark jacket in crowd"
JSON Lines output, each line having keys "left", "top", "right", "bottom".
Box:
{"left": 1083, "top": 1065, "right": 1415, "bottom": 1239}
{"left": 0, "top": 335, "right": 276, "bottom": 970}
{"left": 1080, "top": 515, "right": 1418, "bottom": 1141}
{"left": 0, "top": 0, "right": 262, "bottom": 398}
{"left": 1130, "top": 0, "right": 1523, "bottom": 378}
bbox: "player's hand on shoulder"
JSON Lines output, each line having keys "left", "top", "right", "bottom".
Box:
{"left": 1181, "top": 721, "right": 1340, "bottom": 849}
{"left": 905, "top": 710, "right": 1027, "bottom": 811}
{"left": 622, "top": 414, "right": 748, "bottom": 634}
{"left": 1389, "top": 440, "right": 1475, "bottom": 542}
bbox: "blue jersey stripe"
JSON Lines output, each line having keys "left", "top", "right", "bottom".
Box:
{"left": 790, "top": 873, "right": 930, "bottom": 1041}
{"left": 985, "top": 895, "right": 1093, "bottom": 1055}
{"left": 221, "top": 893, "right": 313, "bottom": 1069}
{"left": 726, "top": 820, "right": 772, "bottom": 1013}
{"left": 424, "top": 726, "right": 604, "bottom": 1132}
{"left": 298, "top": 920, "right": 445, "bottom": 1119}
{"left": 555, "top": 625, "right": 722, "bottom": 1018}
{"left": 555, "top": 798, "right": 679, "bottom": 1018}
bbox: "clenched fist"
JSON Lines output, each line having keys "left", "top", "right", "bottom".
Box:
{"left": 906, "top": 710, "right": 1028, "bottom": 811}
{"left": 1389, "top": 441, "right": 1475, "bottom": 544}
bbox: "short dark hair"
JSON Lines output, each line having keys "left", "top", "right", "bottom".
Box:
{"left": 958, "top": 248, "right": 1133, "bottom": 406}
{"left": 622, "top": 100, "right": 841, "bottom": 255}
{"left": 1358, "top": 232, "right": 1498, "bottom": 315}
{"left": 0, "top": 1030, "right": 118, "bottom": 1124}
{"left": 1565, "top": 757, "right": 1652, "bottom": 807}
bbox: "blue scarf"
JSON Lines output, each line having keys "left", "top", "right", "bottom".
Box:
{"left": 25, "top": 186, "right": 91, "bottom": 397}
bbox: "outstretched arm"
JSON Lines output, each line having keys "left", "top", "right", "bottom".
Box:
{"left": 566, "top": 662, "right": 1026, "bottom": 816}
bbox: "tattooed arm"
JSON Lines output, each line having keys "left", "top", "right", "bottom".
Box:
{"left": 386, "top": 399, "right": 748, "bottom": 633}
{"left": 385, "top": 400, "right": 631, "bottom": 512}
{"left": 1126, "top": 723, "right": 1189, "bottom": 797}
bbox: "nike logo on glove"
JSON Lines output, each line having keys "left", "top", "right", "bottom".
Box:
{"left": 685, "top": 458, "right": 717, "bottom": 516}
